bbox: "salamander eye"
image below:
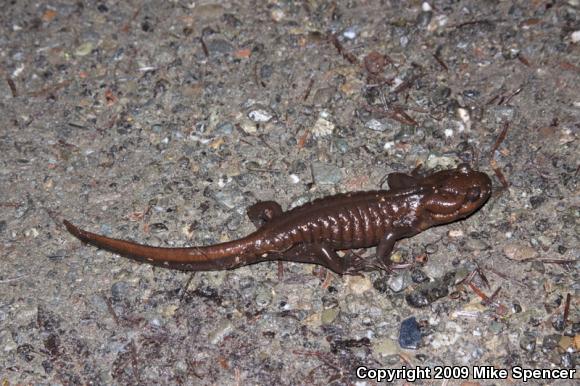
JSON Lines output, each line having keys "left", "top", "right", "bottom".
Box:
{"left": 466, "top": 187, "right": 481, "bottom": 202}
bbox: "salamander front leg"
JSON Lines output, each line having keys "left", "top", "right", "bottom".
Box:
{"left": 246, "top": 201, "right": 283, "bottom": 228}
{"left": 376, "top": 228, "right": 419, "bottom": 269}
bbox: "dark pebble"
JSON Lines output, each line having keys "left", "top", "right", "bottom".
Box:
{"left": 534, "top": 219, "right": 550, "bottom": 232}
{"left": 399, "top": 317, "right": 422, "bottom": 349}
{"left": 17, "top": 344, "right": 35, "bottom": 362}
{"left": 415, "top": 353, "right": 428, "bottom": 362}
{"left": 205, "top": 38, "right": 233, "bottom": 55}
{"left": 150, "top": 223, "right": 169, "bottom": 234}
{"left": 511, "top": 302, "right": 522, "bottom": 313}
{"left": 541, "top": 334, "right": 560, "bottom": 352}
{"left": 529, "top": 195, "right": 545, "bottom": 209}
{"left": 551, "top": 315, "right": 565, "bottom": 331}
{"left": 530, "top": 261, "right": 545, "bottom": 274}
{"left": 560, "top": 352, "right": 575, "bottom": 368}
{"left": 0, "top": 220, "right": 6, "bottom": 233}
{"left": 410, "top": 268, "right": 429, "bottom": 284}
{"left": 405, "top": 291, "right": 430, "bottom": 308}
{"left": 519, "top": 334, "right": 536, "bottom": 352}
{"left": 463, "top": 89, "right": 481, "bottom": 99}
{"left": 416, "top": 11, "right": 432, "bottom": 28}
{"left": 260, "top": 64, "right": 273, "bottom": 79}
{"left": 111, "top": 281, "right": 130, "bottom": 302}
{"left": 372, "top": 277, "right": 391, "bottom": 294}
{"left": 424, "top": 243, "right": 438, "bottom": 254}
{"left": 47, "top": 249, "right": 67, "bottom": 260}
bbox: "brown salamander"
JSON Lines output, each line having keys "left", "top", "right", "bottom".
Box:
{"left": 63, "top": 163, "right": 491, "bottom": 274}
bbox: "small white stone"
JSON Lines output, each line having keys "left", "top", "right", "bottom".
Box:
{"left": 444, "top": 128, "right": 454, "bottom": 137}
{"left": 12, "top": 64, "right": 24, "bottom": 77}
{"left": 571, "top": 30, "right": 580, "bottom": 43}
{"left": 422, "top": 2, "right": 432, "bottom": 12}
{"left": 248, "top": 109, "right": 273, "bottom": 123}
{"left": 448, "top": 229, "right": 464, "bottom": 238}
{"left": 343, "top": 28, "right": 357, "bottom": 40}
{"left": 457, "top": 108, "right": 471, "bottom": 130}
{"left": 312, "top": 114, "right": 335, "bottom": 137}
{"left": 270, "top": 8, "right": 285, "bottom": 22}
{"left": 288, "top": 174, "right": 300, "bottom": 184}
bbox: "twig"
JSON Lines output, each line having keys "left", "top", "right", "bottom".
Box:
{"left": 6, "top": 78, "right": 17, "bottom": 97}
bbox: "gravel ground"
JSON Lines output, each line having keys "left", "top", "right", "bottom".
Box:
{"left": 1, "top": 1, "right": 578, "bottom": 385}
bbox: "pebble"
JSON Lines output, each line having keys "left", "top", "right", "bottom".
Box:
{"left": 212, "top": 188, "right": 243, "bottom": 209}
{"left": 365, "top": 119, "right": 387, "bottom": 132}
{"left": 430, "top": 321, "right": 463, "bottom": 349}
{"left": 488, "top": 321, "right": 504, "bottom": 335}
{"left": 410, "top": 268, "right": 429, "bottom": 284}
{"left": 416, "top": 11, "right": 432, "bottom": 28}
{"left": 334, "top": 138, "right": 349, "bottom": 153}
{"left": 406, "top": 273, "right": 452, "bottom": 308}
{"left": 205, "top": 37, "right": 234, "bottom": 55}
{"left": 399, "top": 317, "right": 422, "bottom": 349}
{"left": 406, "top": 291, "right": 431, "bottom": 308}
{"left": 343, "top": 294, "right": 368, "bottom": 314}
{"left": 311, "top": 113, "right": 335, "bottom": 137}
{"left": 111, "top": 281, "right": 130, "bottom": 302}
{"left": 558, "top": 335, "right": 573, "bottom": 351}
{"left": 560, "top": 352, "right": 574, "bottom": 368}
{"left": 311, "top": 162, "right": 342, "bottom": 185}
{"left": 372, "top": 338, "right": 399, "bottom": 357}
{"left": 254, "top": 287, "right": 272, "bottom": 308}
{"left": 464, "top": 238, "right": 489, "bottom": 251}
{"left": 1, "top": 330, "right": 17, "bottom": 352}
{"left": 387, "top": 272, "right": 410, "bottom": 293}
{"left": 193, "top": 3, "right": 225, "bottom": 19}
{"left": 346, "top": 275, "right": 373, "bottom": 294}
{"left": 270, "top": 8, "right": 285, "bottom": 22}
{"left": 320, "top": 308, "right": 340, "bottom": 324}
{"left": 215, "top": 122, "right": 233, "bottom": 135}
{"left": 208, "top": 319, "right": 235, "bottom": 345}
{"left": 248, "top": 108, "right": 273, "bottom": 123}
{"left": 311, "top": 88, "right": 335, "bottom": 107}
{"left": 75, "top": 42, "right": 94, "bottom": 57}
{"left": 503, "top": 243, "right": 539, "bottom": 261}
{"left": 491, "top": 106, "right": 516, "bottom": 123}
{"left": 425, "top": 154, "right": 456, "bottom": 170}
{"left": 343, "top": 27, "right": 357, "bottom": 40}
{"left": 519, "top": 334, "right": 536, "bottom": 352}
{"left": 226, "top": 215, "right": 242, "bottom": 231}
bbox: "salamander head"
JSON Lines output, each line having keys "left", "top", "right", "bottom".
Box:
{"left": 420, "top": 163, "right": 492, "bottom": 226}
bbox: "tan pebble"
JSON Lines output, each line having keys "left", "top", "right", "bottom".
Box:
{"left": 503, "top": 243, "right": 539, "bottom": 261}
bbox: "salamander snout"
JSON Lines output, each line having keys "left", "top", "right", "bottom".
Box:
{"left": 458, "top": 171, "right": 492, "bottom": 215}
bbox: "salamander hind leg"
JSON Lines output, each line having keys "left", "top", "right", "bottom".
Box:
{"left": 276, "top": 243, "right": 352, "bottom": 275}
{"left": 246, "top": 201, "right": 283, "bottom": 228}
{"left": 309, "top": 244, "right": 374, "bottom": 275}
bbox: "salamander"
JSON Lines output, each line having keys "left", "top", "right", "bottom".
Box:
{"left": 63, "top": 163, "right": 492, "bottom": 274}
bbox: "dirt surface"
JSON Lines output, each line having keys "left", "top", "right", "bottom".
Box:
{"left": 1, "top": 1, "right": 578, "bottom": 384}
